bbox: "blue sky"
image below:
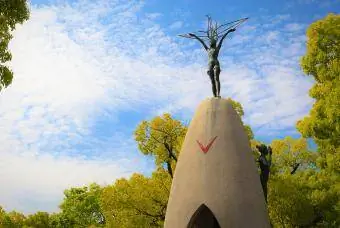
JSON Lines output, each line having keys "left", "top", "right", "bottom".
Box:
{"left": 0, "top": 0, "right": 339, "bottom": 214}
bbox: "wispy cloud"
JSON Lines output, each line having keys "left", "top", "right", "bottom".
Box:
{"left": 0, "top": 152, "right": 135, "bottom": 213}
{"left": 145, "top": 12, "right": 162, "bottom": 20}
{"left": 169, "top": 21, "right": 183, "bottom": 30}
{"left": 285, "top": 0, "right": 339, "bottom": 9}
{"left": 284, "top": 23, "right": 305, "bottom": 32}
{"left": 0, "top": 0, "right": 315, "bottom": 213}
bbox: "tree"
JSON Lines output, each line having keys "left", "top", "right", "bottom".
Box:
{"left": 270, "top": 136, "right": 316, "bottom": 175}
{"left": 267, "top": 137, "right": 339, "bottom": 227}
{"left": 0, "top": 207, "right": 27, "bottom": 228}
{"left": 267, "top": 137, "right": 315, "bottom": 226}
{"left": 101, "top": 169, "right": 171, "bottom": 227}
{"left": 0, "top": 207, "right": 12, "bottom": 227}
{"left": 0, "top": 0, "right": 30, "bottom": 91}
{"left": 268, "top": 169, "right": 339, "bottom": 227}
{"left": 7, "top": 211, "right": 26, "bottom": 228}
{"left": 24, "top": 212, "right": 50, "bottom": 228}
{"left": 48, "top": 213, "right": 70, "bottom": 228}
{"left": 293, "top": 14, "right": 340, "bottom": 227}
{"left": 268, "top": 174, "right": 315, "bottom": 227}
{"left": 296, "top": 13, "right": 340, "bottom": 174}
{"left": 266, "top": 15, "right": 340, "bottom": 226}
{"left": 58, "top": 183, "right": 105, "bottom": 227}
{"left": 134, "top": 113, "right": 187, "bottom": 178}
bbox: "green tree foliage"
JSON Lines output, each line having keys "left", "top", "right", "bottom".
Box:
{"left": 24, "top": 212, "right": 50, "bottom": 228}
{"left": 268, "top": 170, "right": 339, "bottom": 227}
{"left": 1, "top": 207, "right": 19, "bottom": 228}
{"left": 0, "top": 0, "right": 30, "bottom": 91}
{"left": 48, "top": 213, "right": 69, "bottom": 228}
{"left": 7, "top": 211, "right": 26, "bottom": 228}
{"left": 268, "top": 137, "right": 339, "bottom": 227}
{"left": 101, "top": 169, "right": 171, "bottom": 227}
{"left": 268, "top": 137, "right": 315, "bottom": 227}
{"left": 0, "top": 207, "right": 10, "bottom": 227}
{"left": 270, "top": 136, "right": 316, "bottom": 175}
{"left": 268, "top": 174, "right": 316, "bottom": 227}
{"left": 0, "top": 207, "right": 27, "bottom": 228}
{"left": 58, "top": 183, "right": 105, "bottom": 227}
{"left": 296, "top": 13, "right": 340, "bottom": 174}
{"left": 266, "top": 15, "right": 340, "bottom": 227}
{"left": 292, "top": 14, "right": 340, "bottom": 227}
{"left": 134, "top": 113, "right": 187, "bottom": 178}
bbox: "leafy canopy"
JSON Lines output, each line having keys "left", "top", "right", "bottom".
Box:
{"left": 134, "top": 113, "right": 187, "bottom": 178}
{"left": 0, "top": 0, "right": 30, "bottom": 91}
{"left": 58, "top": 183, "right": 105, "bottom": 227}
{"left": 101, "top": 169, "right": 171, "bottom": 227}
{"left": 297, "top": 13, "right": 340, "bottom": 173}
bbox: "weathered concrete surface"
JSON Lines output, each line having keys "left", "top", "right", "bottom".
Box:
{"left": 164, "top": 98, "right": 270, "bottom": 228}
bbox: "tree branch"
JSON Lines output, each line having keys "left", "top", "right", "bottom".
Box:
{"left": 290, "top": 163, "right": 300, "bottom": 175}
{"left": 166, "top": 161, "right": 173, "bottom": 178}
{"left": 149, "top": 133, "right": 164, "bottom": 145}
{"left": 140, "top": 142, "right": 155, "bottom": 154}
{"left": 164, "top": 142, "right": 178, "bottom": 162}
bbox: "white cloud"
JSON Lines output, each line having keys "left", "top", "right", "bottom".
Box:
{"left": 169, "top": 21, "right": 183, "bottom": 30}
{"left": 264, "top": 31, "right": 279, "bottom": 43}
{"left": 298, "top": 0, "right": 317, "bottom": 4}
{"left": 0, "top": 0, "right": 315, "bottom": 214}
{"left": 262, "top": 14, "right": 291, "bottom": 28}
{"left": 286, "top": 0, "right": 338, "bottom": 8}
{"left": 0, "top": 152, "right": 134, "bottom": 214}
{"left": 146, "top": 12, "right": 162, "bottom": 20}
{"left": 0, "top": 0, "right": 164, "bottom": 213}
{"left": 284, "top": 23, "right": 305, "bottom": 32}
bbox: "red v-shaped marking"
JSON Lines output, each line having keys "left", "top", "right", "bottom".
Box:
{"left": 196, "top": 136, "right": 218, "bottom": 154}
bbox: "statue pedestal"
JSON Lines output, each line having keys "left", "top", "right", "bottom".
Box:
{"left": 164, "top": 98, "right": 270, "bottom": 228}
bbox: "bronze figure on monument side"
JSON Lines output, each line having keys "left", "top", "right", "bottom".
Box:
{"left": 256, "top": 144, "right": 272, "bottom": 202}
{"left": 179, "top": 16, "right": 248, "bottom": 97}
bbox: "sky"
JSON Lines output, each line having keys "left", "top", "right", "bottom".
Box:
{"left": 0, "top": 0, "right": 339, "bottom": 214}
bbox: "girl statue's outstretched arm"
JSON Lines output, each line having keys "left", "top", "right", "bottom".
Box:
{"left": 189, "top": 33, "right": 208, "bottom": 50}
{"left": 217, "top": 28, "right": 236, "bottom": 52}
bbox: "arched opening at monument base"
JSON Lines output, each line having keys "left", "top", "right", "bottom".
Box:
{"left": 187, "top": 204, "right": 221, "bottom": 228}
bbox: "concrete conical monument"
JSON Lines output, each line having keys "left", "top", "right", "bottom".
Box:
{"left": 164, "top": 98, "right": 270, "bottom": 228}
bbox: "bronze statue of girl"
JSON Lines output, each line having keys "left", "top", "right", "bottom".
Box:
{"left": 180, "top": 16, "right": 248, "bottom": 97}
